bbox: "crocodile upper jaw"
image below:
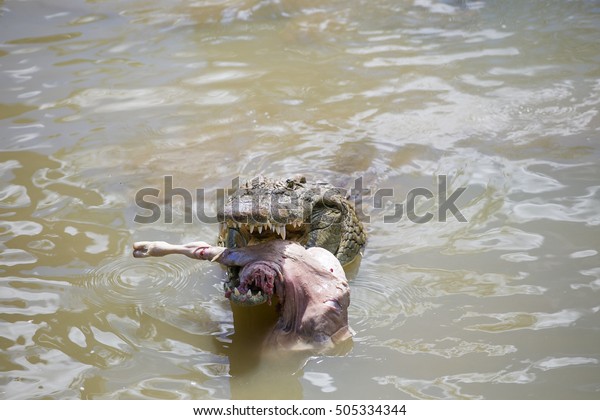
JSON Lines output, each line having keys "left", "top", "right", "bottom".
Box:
{"left": 218, "top": 220, "right": 307, "bottom": 244}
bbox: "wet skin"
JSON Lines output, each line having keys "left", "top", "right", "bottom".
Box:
{"left": 133, "top": 240, "right": 352, "bottom": 349}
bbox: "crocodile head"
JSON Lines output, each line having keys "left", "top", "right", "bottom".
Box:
{"left": 217, "top": 175, "right": 366, "bottom": 306}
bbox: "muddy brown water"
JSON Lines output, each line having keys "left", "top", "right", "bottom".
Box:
{"left": 1, "top": 0, "right": 599, "bottom": 399}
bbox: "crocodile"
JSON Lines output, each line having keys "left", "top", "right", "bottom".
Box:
{"left": 132, "top": 175, "right": 366, "bottom": 348}
{"left": 215, "top": 175, "right": 366, "bottom": 305}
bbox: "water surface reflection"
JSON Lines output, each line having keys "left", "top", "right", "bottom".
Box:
{"left": 1, "top": 0, "right": 599, "bottom": 399}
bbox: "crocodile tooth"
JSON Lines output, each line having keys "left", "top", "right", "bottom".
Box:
{"left": 257, "top": 225, "right": 263, "bottom": 234}
{"left": 275, "top": 225, "right": 280, "bottom": 236}
{"left": 234, "top": 287, "right": 240, "bottom": 296}
{"left": 249, "top": 224, "right": 255, "bottom": 234}
{"left": 266, "top": 221, "right": 271, "bottom": 230}
{"left": 257, "top": 291, "right": 262, "bottom": 297}
{"left": 281, "top": 225, "right": 286, "bottom": 240}
{"left": 246, "top": 290, "right": 252, "bottom": 297}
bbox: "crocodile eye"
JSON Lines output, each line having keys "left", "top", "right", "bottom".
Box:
{"left": 286, "top": 175, "right": 306, "bottom": 188}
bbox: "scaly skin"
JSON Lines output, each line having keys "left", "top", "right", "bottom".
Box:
{"left": 217, "top": 175, "right": 366, "bottom": 304}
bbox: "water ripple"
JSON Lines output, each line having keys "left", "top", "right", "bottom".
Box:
{"left": 534, "top": 357, "right": 598, "bottom": 372}
{"left": 460, "top": 309, "right": 585, "bottom": 333}
{"left": 378, "top": 337, "right": 517, "bottom": 359}
{"left": 511, "top": 185, "right": 600, "bottom": 226}
{"left": 0, "top": 184, "right": 31, "bottom": 208}
{"left": 0, "top": 277, "right": 69, "bottom": 316}
{"left": 363, "top": 48, "right": 519, "bottom": 68}
{"left": 85, "top": 255, "right": 198, "bottom": 306}
{"left": 448, "top": 226, "right": 544, "bottom": 255}
{"left": 184, "top": 69, "right": 264, "bottom": 85}
{"left": 0, "top": 248, "right": 37, "bottom": 267}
